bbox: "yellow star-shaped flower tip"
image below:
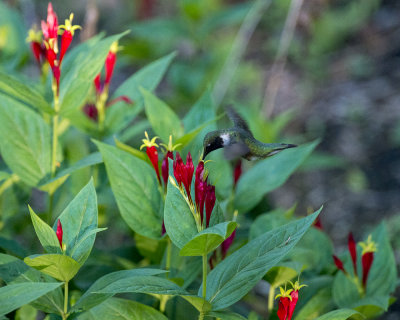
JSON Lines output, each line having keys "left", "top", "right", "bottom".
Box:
{"left": 140, "top": 131, "right": 159, "bottom": 150}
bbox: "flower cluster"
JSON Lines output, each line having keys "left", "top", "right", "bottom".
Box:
{"left": 140, "top": 132, "right": 216, "bottom": 230}
{"left": 333, "top": 233, "right": 377, "bottom": 290}
{"left": 83, "top": 41, "right": 132, "bottom": 124}
{"left": 27, "top": 3, "right": 80, "bottom": 94}
{"left": 275, "top": 281, "right": 306, "bottom": 320}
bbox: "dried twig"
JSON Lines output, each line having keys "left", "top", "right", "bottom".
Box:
{"left": 263, "top": 0, "right": 304, "bottom": 118}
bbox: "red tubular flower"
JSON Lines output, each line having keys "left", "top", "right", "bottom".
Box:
{"left": 58, "top": 13, "right": 81, "bottom": 64}
{"left": 105, "top": 42, "right": 118, "bottom": 85}
{"left": 359, "top": 235, "right": 377, "bottom": 289}
{"left": 221, "top": 229, "right": 236, "bottom": 259}
{"left": 332, "top": 255, "right": 347, "bottom": 274}
{"left": 348, "top": 233, "right": 358, "bottom": 276}
{"left": 194, "top": 162, "right": 206, "bottom": 222}
{"left": 140, "top": 132, "right": 160, "bottom": 183}
{"left": 56, "top": 219, "right": 63, "bottom": 249}
{"left": 275, "top": 281, "right": 306, "bottom": 320}
{"left": 162, "top": 151, "right": 174, "bottom": 187}
{"left": 26, "top": 26, "right": 45, "bottom": 65}
{"left": 173, "top": 152, "right": 194, "bottom": 199}
{"left": 41, "top": 3, "right": 58, "bottom": 41}
{"left": 205, "top": 184, "right": 215, "bottom": 227}
{"left": 52, "top": 65, "right": 61, "bottom": 91}
{"left": 94, "top": 74, "right": 102, "bottom": 94}
{"left": 173, "top": 152, "right": 184, "bottom": 186}
{"left": 233, "top": 160, "right": 242, "bottom": 187}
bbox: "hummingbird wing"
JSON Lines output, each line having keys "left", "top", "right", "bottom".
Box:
{"left": 226, "top": 106, "right": 254, "bottom": 138}
{"left": 223, "top": 141, "right": 250, "bottom": 160}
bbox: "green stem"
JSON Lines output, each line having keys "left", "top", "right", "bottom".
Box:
{"left": 202, "top": 254, "right": 207, "bottom": 299}
{"left": 63, "top": 281, "right": 69, "bottom": 319}
{"left": 97, "top": 87, "right": 109, "bottom": 134}
{"left": 159, "top": 295, "right": 168, "bottom": 313}
{"left": 0, "top": 174, "right": 19, "bottom": 197}
{"left": 268, "top": 285, "right": 275, "bottom": 312}
{"left": 198, "top": 311, "right": 205, "bottom": 320}
{"left": 166, "top": 237, "right": 172, "bottom": 271}
{"left": 49, "top": 82, "right": 60, "bottom": 224}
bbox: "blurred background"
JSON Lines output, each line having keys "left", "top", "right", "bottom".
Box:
{"left": 1, "top": 0, "right": 400, "bottom": 317}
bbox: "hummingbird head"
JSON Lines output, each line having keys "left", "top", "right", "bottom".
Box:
{"left": 202, "top": 131, "right": 226, "bottom": 160}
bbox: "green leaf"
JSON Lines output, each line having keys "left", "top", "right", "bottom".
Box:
{"left": 0, "top": 253, "right": 63, "bottom": 314}
{"left": 249, "top": 208, "right": 288, "bottom": 240}
{"left": 164, "top": 177, "right": 198, "bottom": 248}
{"left": 201, "top": 208, "right": 322, "bottom": 310}
{"left": 15, "top": 304, "right": 38, "bottom": 320}
{"left": 0, "top": 171, "right": 11, "bottom": 182}
{"left": 207, "top": 311, "right": 247, "bottom": 320}
{"left": 55, "top": 179, "right": 99, "bottom": 265}
{"left": 24, "top": 254, "right": 80, "bottom": 282}
{"left": 294, "top": 287, "right": 333, "bottom": 320}
{"left": 180, "top": 222, "right": 237, "bottom": 256}
{"left": 78, "top": 297, "right": 168, "bottom": 320}
{"left": 114, "top": 137, "right": 148, "bottom": 162}
{"left": 106, "top": 52, "right": 176, "bottom": 133}
{"left": 38, "top": 152, "right": 103, "bottom": 191}
{"left": 141, "top": 88, "right": 184, "bottom": 142}
{"left": 59, "top": 31, "right": 128, "bottom": 115}
{"left": 93, "top": 275, "right": 188, "bottom": 296}
{"left": 0, "top": 96, "right": 51, "bottom": 186}
{"left": 71, "top": 268, "right": 167, "bottom": 312}
{"left": 234, "top": 141, "right": 318, "bottom": 212}
{"left": 28, "top": 206, "right": 61, "bottom": 254}
{"left": 264, "top": 261, "right": 302, "bottom": 287}
{"left": 0, "top": 73, "right": 53, "bottom": 114}
{"left": 0, "top": 282, "right": 62, "bottom": 316}
{"left": 95, "top": 141, "right": 163, "bottom": 239}
{"left": 289, "top": 228, "right": 334, "bottom": 272}
{"left": 314, "top": 309, "right": 365, "bottom": 320}
{"left": 0, "top": 237, "right": 28, "bottom": 258}
{"left": 182, "top": 296, "right": 212, "bottom": 313}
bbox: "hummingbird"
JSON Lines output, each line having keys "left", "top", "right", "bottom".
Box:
{"left": 202, "top": 107, "right": 297, "bottom": 160}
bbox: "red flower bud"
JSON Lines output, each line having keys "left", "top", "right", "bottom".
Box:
{"left": 59, "top": 29, "right": 72, "bottom": 64}
{"left": 233, "top": 160, "right": 242, "bottom": 187}
{"left": 41, "top": 3, "right": 58, "bottom": 41}
{"left": 105, "top": 51, "right": 116, "bottom": 85}
{"left": 173, "top": 152, "right": 194, "bottom": 199}
{"left": 332, "top": 255, "right": 347, "bottom": 274}
{"left": 205, "top": 184, "right": 215, "bottom": 227}
{"left": 161, "top": 221, "right": 166, "bottom": 236}
{"left": 83, "top": 103, "right": 98, "bottom": 121}
{"left": 277, "top": 296, "right": 291, "bottom": 320}
{"left": 45, "top": 46, "right": 57, "bottom": 68}
{"left": 146, "top": 146, "right": 160, "bottom": 183}
{"left": 359, "top": 235, "right": 377, "bottom": 289}
{"left": 348, "top": 233, "right": 357, "bottom": 276}
{"left": 313, "top": 215, "right": 323, "bottom": 230}
{"left": 94, "top": 74, "right": 102, "bottom": 94}
{"left": 30, "top": 42, "right": 44, "bottom": 64}
{"left": 361, "top": 252, "right": 374, "bottom": 288}
{"left": 162, "top": 151, "right": 173, "bottom": 187}
{"left": 56, "top": 219, "right": 63, "bottom": 249}
{"left": 52, "top": 65, "right": 61, "bottom": 93}
{"left": 221, "top": 229, "right": 236, "bottom": 259}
